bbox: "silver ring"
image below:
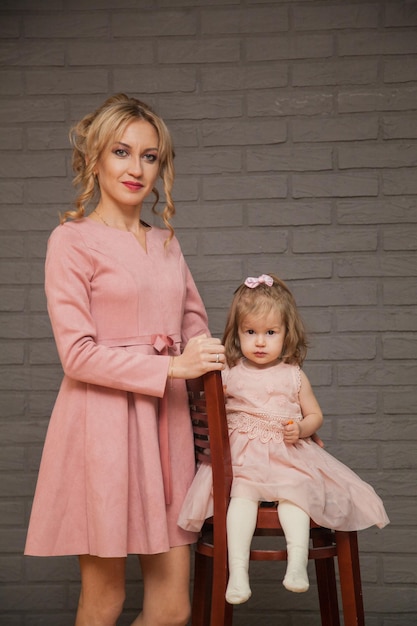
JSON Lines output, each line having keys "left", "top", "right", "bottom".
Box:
{"left": 216, "top": 353, "right": 220, "bottom": 363}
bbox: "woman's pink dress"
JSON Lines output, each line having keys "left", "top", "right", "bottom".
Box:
{"left": 25, "top": 218, "right": 209, "bottom": 557}
{"left": 178, "top": 359, "right": 389, "bottom": 532}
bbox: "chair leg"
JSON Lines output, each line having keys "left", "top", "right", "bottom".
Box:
{"left": 192, "top": 551, "right": 212, "bottom": 626}
{"left": 210, "top": 554, "right": 233, "bottom": 626}
{"left": 335, "top": 531, "right": 365, "bottom": 626}
{"left": 312, "top": 530, "right": 340, "bottom": 626}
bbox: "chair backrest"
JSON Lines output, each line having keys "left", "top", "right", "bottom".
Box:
{"left": 189, "top": 371, "right": 232, "bottom": 531}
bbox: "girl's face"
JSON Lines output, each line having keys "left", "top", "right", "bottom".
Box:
{"left": 238, "top": 308, "right": 286, "bottom": 369}
{"left": 95, "top": 119, "right": 160, "bottom": 211}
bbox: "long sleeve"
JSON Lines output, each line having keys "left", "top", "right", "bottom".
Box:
{"left": 45, "top": 224, "right": 169, "bottom": 397}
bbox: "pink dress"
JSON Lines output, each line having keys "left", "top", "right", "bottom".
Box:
{"left": 25, "top": 218, "right": 209, "bottom": 557}
{"left": 178, "top": 359, "right": 389, "bottom": 532}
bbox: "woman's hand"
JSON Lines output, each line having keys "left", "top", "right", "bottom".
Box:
{"left": 171, "top": 334, "right": 225, "bottom": 380}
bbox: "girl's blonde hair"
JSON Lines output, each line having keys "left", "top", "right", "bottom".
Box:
{"left": 222, "top": 273, "right": 308, "bottom": 367}
{"left": 62, "top": 93, "right": 176, "bottom": 241}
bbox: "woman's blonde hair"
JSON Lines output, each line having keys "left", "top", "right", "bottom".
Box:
{"left": 62, "top": 93, "right": 176, "bottom": 241}
{"left": 222, "top": 273, "right": 308, "bottom": 367}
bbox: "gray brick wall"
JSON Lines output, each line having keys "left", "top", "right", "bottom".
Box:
{"left": 0, "top": 0, "right": 416, "bottom": 624}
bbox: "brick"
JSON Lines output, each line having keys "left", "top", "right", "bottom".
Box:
{"left": 338, "top": 141, "right": 417, "bottom": 169}
{"left": 294, "top": 3, "right": 379, "bottom": 30}
{"left": 384, "top": 57, "right": 417, "bottom": 83}
{"left": 338, "top": 85, "right": 417, "bottom": 112}
{"left": 293, "top": 226, "right": 377, "bottom": 252}
{"left": 336, "top": 254, "right": 417, "bottom": 277}
{"left": 203, "top": 174, "right": 287, "bottom": 200}
{"left": 338, "top": 362, "right": 417, "bottom": 386}
{"left": 292, "top": 172, "right": 379, "bottom": 198}
{"left": 0, "top": 498, "right": 24, "bottom": 527}
{"left": 158, "top": 39, "right": 240, "bottom": 64}
{"left": 201, "top": 64, "right": 288, "bottom": 92}
{"left": 0, "top": 288, "right": 25, "bottom": 312}
{"left": 157, "top": 94, "right": 243, "bottom": 120}
{"left": 382, "top": 168, "right": 417, "bottom": 195}
{"left": 337, "top": 198, "right": 417, "bottom": 224}
{"left": 381, "top": 443, "right": 416, "bottom": 470}
{"left": 115, "top": 67, "right": 197, "bottom": 94}
{"left": 384, "top": 226, "right": 417, "bottom": 250}
{"left": 0, "top": 153, "right": 66, "bottom": 178}
{"left": 338, "top": 31, "right": 417, "bottom": 56}
{"left": 113, "top": 9, "right": 196, "bottom": 37}
{"left": 309, "top": 335, "right": 376, "bottom": 361}
{"left": 68, "top": 39, "right": 154, "bottom": 66}
{"left": 293, "top": 59, "right": 378, "bottom": 87}
{"left": 0, "top": 41, "right": 65, "bottom": 66}
{"left": 383, "top": 335, "right": 417, "bottom": 359}
{"left": 248, "top": 201, "right": 332, "bottom": 226}
{"left": 382, "top": 113, "right": 417, "bottom": 139}
{"left": 385, "top": 1, "right": 417, "bottom": 26}
{"left": 383, "top": 278, "right": 417, "bottom": 305}
{"left": 174, "top": 148, "right": 242, "bottom": 174}
{"left": 26, "top": 69, "right": 108, "bottom": 95}
{"left": 173, "top": 203, "right": 243, "bottom": 228}
{"left": 384, "top": 389, "right": 417, "bottom": 414}
{"left": 248, "top": 90, "right": 333, "bottom": 117}
{"left": 384, "top": 555, "right": 417, "bottom": 583}
{"left": 291, "top": 280, "right": 378, "bottom": 306}
{"left": 202, "top": 228, "right": 287, "bottom": 256}
{"left": 247, "top": 146, "right": 332, "bottom": 172}
{"left": 24, "top": 13, "right": 109, "bottom": 38}
{"left": 0, "top": 342, "right": 24, "bottom": 364}
{"left": 201, "top": 6, "right": 289, "bottom": 34}
{"left": 245, "top": 34, "right": 333, "bottom": 61}
{"left": 0, "top": 70, "right": 23, "bottom": 95}
{"left": 293, "top": 114, "right": 379, "bottom": 142}
{"left": 0, "top": 447, "right": 25, "bottom": 471}
{"left": 336, "top": 307, "right": 417, "bottom": 332}
{"left": 201, "top": 118, "right": 287, "bottom": 146}
{"left": 0, "top": 556, "right": 22, "bottom": 583}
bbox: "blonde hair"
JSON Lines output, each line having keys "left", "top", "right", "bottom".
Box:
{"left": 63, "top": 93, "right": 176, "bottom": 241}
{"left": 222, "top": 273, "right": 308, "bottom": 367}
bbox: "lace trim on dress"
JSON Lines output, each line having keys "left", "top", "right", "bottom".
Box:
{"left": 227, "top": 410, "right": 302, "bottom": 444}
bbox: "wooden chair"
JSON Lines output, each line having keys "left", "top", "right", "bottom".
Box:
{"left": 189, "top": 370, "right": 365, "bottom": 626}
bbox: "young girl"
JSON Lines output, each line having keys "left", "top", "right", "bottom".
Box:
{"left": 179, "top": 273, "right": 389, "bottom": 605}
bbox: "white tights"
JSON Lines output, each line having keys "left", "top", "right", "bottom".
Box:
{"left": 225, "top": 497, "right": 310, "bottom": 604}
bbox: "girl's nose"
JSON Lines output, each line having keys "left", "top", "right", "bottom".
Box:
{"left": 256, "top": 334, "right": 266, "bottom": 346}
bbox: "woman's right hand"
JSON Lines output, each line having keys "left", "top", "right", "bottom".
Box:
{"left": 171, "top": 334, "right": 225, "bottom": 380}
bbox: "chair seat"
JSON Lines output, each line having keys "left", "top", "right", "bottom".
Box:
{"left": 190, "top": 372, "right": 365, "bottom": 626}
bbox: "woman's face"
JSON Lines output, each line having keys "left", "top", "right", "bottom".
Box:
{"left": 95, "top": 118, "right": 160, "bottom": 211}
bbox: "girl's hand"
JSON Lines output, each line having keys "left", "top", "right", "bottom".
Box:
{"left": 283, "top": 420, "right": 300, "bottom": 445}
{"left": 172, "top": 334, "right": 225, "bottom": 380}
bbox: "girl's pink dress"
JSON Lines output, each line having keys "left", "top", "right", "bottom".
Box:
{"left": 25, "top": 218, "right": 209, "bottom": 557}
{"left": 178, "top": 359, "right": 389, "bottom": 532}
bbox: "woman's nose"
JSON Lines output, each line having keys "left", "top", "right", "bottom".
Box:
{"left": 128, "top": 157, "right": 143, "bottom": 177}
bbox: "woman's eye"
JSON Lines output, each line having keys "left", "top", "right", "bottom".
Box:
{"left": 144, "top": 153, "right": 158, "bottom": 163}
{"left": 114, "top": 148, "right": 128, "bottom": 157}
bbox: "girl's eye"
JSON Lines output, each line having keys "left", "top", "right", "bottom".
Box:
{"left": 267, "top": 330, "right": 275, "bottom": 335}
{"left": 247, "top": 329, "right": 254, "bottom": 335}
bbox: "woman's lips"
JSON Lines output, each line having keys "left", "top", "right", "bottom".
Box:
{"left": 122, "top": 182, "right": 143, "bottom": 191}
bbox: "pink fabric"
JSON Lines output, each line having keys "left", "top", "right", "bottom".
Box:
{"left": 178, "top": 360, "right": 390, "bottom": 533}
{"left": 25, "top": 218, "right": 208, "bottom": 557}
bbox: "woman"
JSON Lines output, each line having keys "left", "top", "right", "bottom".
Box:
{"left": 25, "top": 93, "right": 225, "bottom": 626}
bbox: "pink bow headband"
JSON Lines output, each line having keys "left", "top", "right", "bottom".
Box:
{"left": 244, "top": 274, "right": 274, "bottom": 289}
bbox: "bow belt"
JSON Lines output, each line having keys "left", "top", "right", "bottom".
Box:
{"left": 98, "top": 333, "right": 181, "bottom": 505}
